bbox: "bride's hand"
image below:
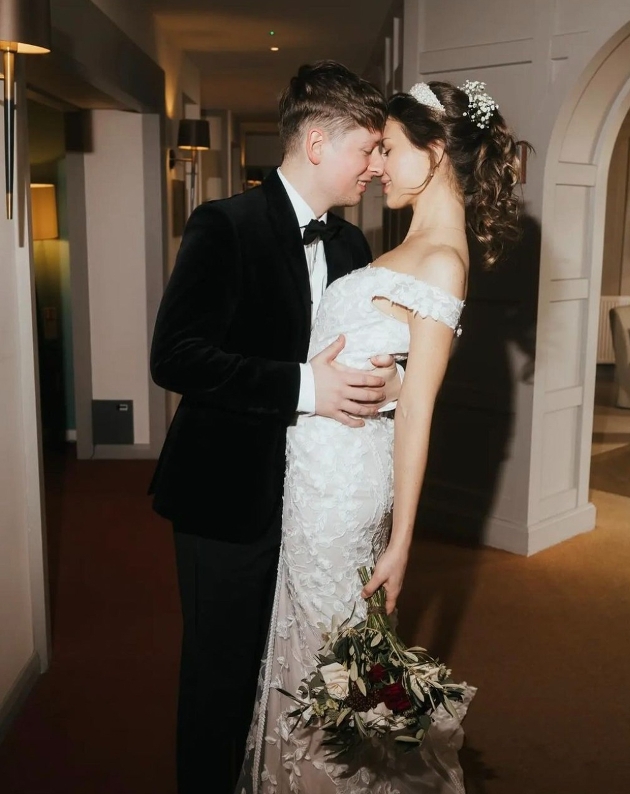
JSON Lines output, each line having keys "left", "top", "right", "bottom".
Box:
{"left": 369, "top": 354, "right": 402, "bottom": 406}
{"left": 361, "top": 546, "right": 409, "bottom": 615}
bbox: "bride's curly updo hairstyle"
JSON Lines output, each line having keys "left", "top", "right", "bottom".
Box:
{"left": 388, "top": 81, "right": 528, "bottom": 268}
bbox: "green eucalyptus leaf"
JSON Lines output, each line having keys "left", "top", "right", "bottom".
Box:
{"left": 404, "top": 651, "right": 418, "bottom": 662}
{"left": 336, "top": 707, "right": 352, "bottom": 726}
{"left": 443, "top": 696, "right": 460, "bottom": 720}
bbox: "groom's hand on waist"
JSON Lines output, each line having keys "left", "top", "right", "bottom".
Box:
{"left": 310, "top": 335, "right": 386, "bottom": 428}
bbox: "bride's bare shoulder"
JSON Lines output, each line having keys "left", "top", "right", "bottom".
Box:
{"left": 417, "top": 244, "right": 467, "bottom": 299}
{"left": 378, "top": 240, "right": 467, "bottom": 299}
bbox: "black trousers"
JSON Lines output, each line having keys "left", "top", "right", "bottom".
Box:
{"left": 173, "top": 514, "right": 281, "bottom": 794}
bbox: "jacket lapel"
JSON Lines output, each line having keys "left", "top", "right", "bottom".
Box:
{"left": 324, "top": 213, "right": 354, "bottom": 286}
{"left": 262, "top": 171, "right": 312, "bottom": 328}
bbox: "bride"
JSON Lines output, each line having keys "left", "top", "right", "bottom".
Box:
{"left": 237, "top": 79, "right": 524, "bottom": 794}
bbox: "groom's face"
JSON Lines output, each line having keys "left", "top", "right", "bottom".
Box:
{"left": 321, "top": 126, "right": 384, "bottom": 207}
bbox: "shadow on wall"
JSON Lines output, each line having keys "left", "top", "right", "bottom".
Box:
{"left": 421, "top": 214, "right": 539, "bottom": 541}
{"left": 400, "top": 213, "right": 541, "bottom": 641}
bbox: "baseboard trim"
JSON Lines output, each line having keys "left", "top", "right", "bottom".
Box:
{"left": 418, "top": 499, "right": 597, "bottom": 556}
{"left": 525, "top": 502, "right": 597, "bottom": 555}
{"left": 92, "top": 443, "right": 156, "bottom": 460}
{"left": 0, "top": 652, "right": 41, "bottom": 745}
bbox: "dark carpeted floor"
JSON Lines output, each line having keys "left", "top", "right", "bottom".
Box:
{"left": 1, "top": 446, "right": 629, "bottom": 794}
{"left": 0, "top": 448, "right": 181, "bottom": 794}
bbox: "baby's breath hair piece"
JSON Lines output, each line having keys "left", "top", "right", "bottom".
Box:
{"left": 459, "top": 80, "right": 498, "bottom": 130}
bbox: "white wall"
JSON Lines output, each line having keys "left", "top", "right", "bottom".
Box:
{"left": 83, "top": 110, "right": 151, "bottom": 444}
{"left": 0, "top": 210, "right": 38, "bottom": 707}
{"left": 0, "top": 72, "right": 48, "bottom": 731}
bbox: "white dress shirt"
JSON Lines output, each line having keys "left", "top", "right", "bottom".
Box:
{"left": 277, "top": 168, "right": 326, "bottom": 413}
{"left": 277, "top": 168, "right": 401, "bottom": 415}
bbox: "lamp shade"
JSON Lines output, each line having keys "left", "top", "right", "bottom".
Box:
{"left": 0, "top": 0, "right": 51, "bottom": 53}
{"left": 177, "top": 119, "right": 210, "bottom": 150}
{"left": 30, "top": 184, "right": 58, "bottom": 240}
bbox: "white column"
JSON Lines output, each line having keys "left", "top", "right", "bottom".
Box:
{"left": 0, "top": 67, "right": 48, "bottom": 729}
{"left": 83, "top": 110, "right": 151, "bottom": 446}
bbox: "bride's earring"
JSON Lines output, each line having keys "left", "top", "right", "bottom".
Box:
{"left": 416, "top": 164, "right": 436, "bottom": 194}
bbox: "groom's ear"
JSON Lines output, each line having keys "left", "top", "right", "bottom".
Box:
{"left": 305, "top": 128, "right": 325, "bottom": 165}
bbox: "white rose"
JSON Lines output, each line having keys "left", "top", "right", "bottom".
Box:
{"left": 392, "top": 714, "right": 408, "bottom": 730}
{"left": 320, "top": 662, "right": 350, "bottom": 699}
{"left": 358, "top": 701, "right": 394, "bottom": 728}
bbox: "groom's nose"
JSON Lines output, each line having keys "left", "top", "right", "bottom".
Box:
{"left": 368, "top": 148, "right": 384, "bottom": 177}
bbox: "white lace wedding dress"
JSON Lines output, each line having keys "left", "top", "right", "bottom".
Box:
{"left": 237, "top": 265, "right": 475, "bottom": 794}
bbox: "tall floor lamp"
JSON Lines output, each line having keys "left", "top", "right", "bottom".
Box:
{"left": 1, "top": 0, "right": 52, "bottom": 219}
{"left": 169, "top": 119, "right": 211, "bottom": 213}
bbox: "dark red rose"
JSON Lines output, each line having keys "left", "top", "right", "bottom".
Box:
{"left": 381, "top": 680, "right": 412, "bottom": 713}
{"left": 346, "top": 681, "right": 381, "bottom": 711}
{"left": 368, "top": 664, "right": 386, "bottom": 683}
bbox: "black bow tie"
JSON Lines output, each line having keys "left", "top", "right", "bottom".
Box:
{"left": 302, "top": 218, "right": 339, "bottom": 246}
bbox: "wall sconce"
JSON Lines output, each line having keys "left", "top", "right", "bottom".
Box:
{"left": 169, "top": 119, "right": 210, "bottom": 212}
{"left": 30, "top": 183, "right": 58, "bottom": 240}
{"left": 1, "top": 0, "right": 52, "bottom": 220}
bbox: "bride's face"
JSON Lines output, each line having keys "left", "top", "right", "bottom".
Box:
{"left": 380, "top": 120, "right": 433, "bottom": 209}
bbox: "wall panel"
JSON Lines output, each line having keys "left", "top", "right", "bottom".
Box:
{"left": 541, "top": 406, "right": 579, "bottom": 497}
{"left": 545, "top": 300, "right": 584, "bottom": 391}
{"left": 424, "top": 0, "right": 535, "bottom": 51}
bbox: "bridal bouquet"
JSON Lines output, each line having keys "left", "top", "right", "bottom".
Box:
{"left": 279, "top": 566, "right": 466, "bottom": 758}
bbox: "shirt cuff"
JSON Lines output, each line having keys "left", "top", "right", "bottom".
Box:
{"left": 297, "top": 363, "right": 316, "bottom": 414}
{"left": 379, "top": 362, "right": 405, "bottom": 412}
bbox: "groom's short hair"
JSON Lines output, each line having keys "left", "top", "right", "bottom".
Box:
{"left": 278, "top": 61, "right": 387, "bottom": 156}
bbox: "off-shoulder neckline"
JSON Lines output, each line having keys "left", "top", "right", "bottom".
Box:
{"left": 366, "top": 264, "right": 465, "bottom": 306}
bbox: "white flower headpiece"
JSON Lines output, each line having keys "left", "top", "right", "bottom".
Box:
{"left": 408, "top": 82, "right": 445, "bottom": 113}
{"left": 458, "top": 80, "right": 498, "bottom": 129}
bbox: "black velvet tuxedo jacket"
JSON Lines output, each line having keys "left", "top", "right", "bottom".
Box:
{"left": 149, "top": 170, "right": 373, "bottom": 542}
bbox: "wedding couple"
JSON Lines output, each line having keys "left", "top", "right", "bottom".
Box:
{"left": 149, "top": 61, "right": 522, "bottom": 794}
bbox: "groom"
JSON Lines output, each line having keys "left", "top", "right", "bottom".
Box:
{"left": 149, "top": 61, "right": 398, "bottom": 794}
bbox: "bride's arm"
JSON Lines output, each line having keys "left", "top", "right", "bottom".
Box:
{"left": 362, "top": 259, "right": 466, "bottom": 614}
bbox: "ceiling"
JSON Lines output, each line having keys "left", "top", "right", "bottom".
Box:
{"left": 149, "top": 0, "right": 394, "bottom": 118}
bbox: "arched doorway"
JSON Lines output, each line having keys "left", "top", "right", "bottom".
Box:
{"left": 529, "top": 23, "right": 630, "bottom": 548}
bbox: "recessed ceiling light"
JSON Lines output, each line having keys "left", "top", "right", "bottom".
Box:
{"left": 270, "top": 46, "right": 279, "bottom": 52}
{"left": 270, "top": 31, "right": 275, "bottom": 36}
